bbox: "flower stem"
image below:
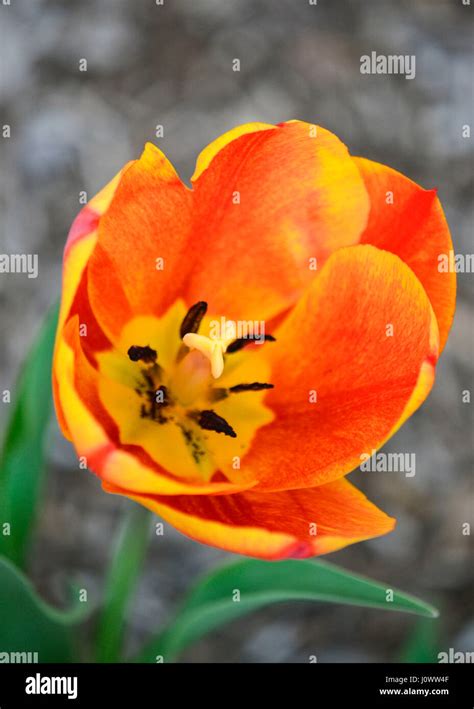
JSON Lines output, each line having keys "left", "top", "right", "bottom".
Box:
{"left": 95, "top": 503, "right": 152, "bottom": 663}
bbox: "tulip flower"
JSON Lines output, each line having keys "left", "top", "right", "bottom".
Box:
{"left": 53, "top": 121, "right": 455, "bottom": 559}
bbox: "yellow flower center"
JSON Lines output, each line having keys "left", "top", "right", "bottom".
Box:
{"left": 96, "top": 300, "right": 275, "bottom": 483}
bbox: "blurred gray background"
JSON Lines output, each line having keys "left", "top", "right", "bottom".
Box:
{"left": 0, "top": 0, "right": 473, "bottom": 662}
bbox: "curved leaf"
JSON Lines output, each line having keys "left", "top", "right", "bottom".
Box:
{"left": 136, "top": 558, "right": 439, "bottom": 662}
{"left": 0, "top": 303, "right": 58, "bottom": 567}
{"left": 0, "top": 556, "right": 89, "bottom": 662}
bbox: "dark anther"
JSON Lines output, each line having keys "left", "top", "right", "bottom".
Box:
{"left": 210, "top": 382, "right": 274, "bottom": 401}
{"left": 229, "top": 382, "right": 274, "bottom": 393}
{"left": 192, "top": 409, "right": 237, "bottom": 438}
{"left": 180, "top": 301, "right": 208, "bottom": 338}
{"left": 128, "top": 345, "right": 157, "bottom": 364}
{"left": 226, "top": 334, "right": 276, "bottom": 353}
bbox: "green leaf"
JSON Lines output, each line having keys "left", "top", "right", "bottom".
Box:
{"left": 0, "top": 556, "right": 89, "bottom": 662}
{"left": 135, "top": 558, "right": 439, "bottom": 662}
{"left": 95, "top": 504, "right": 152, "bottom": 663}
{"left": 0, "top": 303, "right": 59, "bottom": 568}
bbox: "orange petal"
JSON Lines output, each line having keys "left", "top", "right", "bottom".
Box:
{"left": 59, "top": 166, "right": 131, "bottom": 332}
{"left": 87, "top": 143, "right": 192, "bottom": 342}
{"left": 53, "top": 317, "right": 252, "bottom": 497}
{"left": 53, "top": 167, "right": 129, "bottom": 436}
{"left": 354, "top": 157, "right": 456, "bottom": 352}
{"left": 239, "top": 244, "right": 439, "bottom": 491}
{"left": 104, "top": 477, "right": 395, "bottom": 560}
{"left": 185, "top": 120, "right": 369, "bottom": 321}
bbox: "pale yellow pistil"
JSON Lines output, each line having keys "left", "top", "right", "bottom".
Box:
{"left": 183, "top": 332, "right": 235, "bottom": 379}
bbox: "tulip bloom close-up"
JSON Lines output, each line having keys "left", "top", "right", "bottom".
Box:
{"left": 52, "top": 120, "right": 456, "bottom": 560}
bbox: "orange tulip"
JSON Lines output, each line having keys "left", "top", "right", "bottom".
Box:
{"left": 52, "top": 121, "right": 455, "bottom": 559}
